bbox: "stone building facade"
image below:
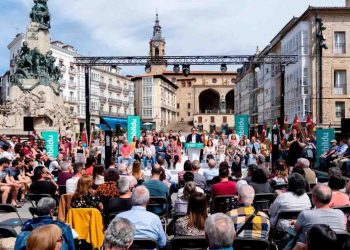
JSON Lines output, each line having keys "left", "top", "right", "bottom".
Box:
{"left": 136, "top": 14, "right": 237, "bottom": 132}
{"left": 235, "top": 4, "right": 350, "bottom": 131}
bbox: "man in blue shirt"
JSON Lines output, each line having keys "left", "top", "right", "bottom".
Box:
{"left": 116, "top": 185, "right": 167, "bottom": 249}
{"left": 143, "top": 164, "right": 169, "bottom": 198}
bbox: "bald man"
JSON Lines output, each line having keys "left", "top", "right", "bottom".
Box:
{"left": 294, "top": 184, "right": 346, "bottom": 243}
{"left": 227, "top": 185, "right": 270, "bottom": 240}
{"left": 203, "top": 159, "right": 218, "bottom": 181}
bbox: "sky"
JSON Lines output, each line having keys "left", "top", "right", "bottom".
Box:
{"left": 0, "top": 0, "right": 344, "bottom": 75}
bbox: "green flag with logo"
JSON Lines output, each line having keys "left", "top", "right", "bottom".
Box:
{"left": 127, "top": 116, "right": 140, "bottom": 144}
{"left": 235, "top": 114, "right": 249, "bottom": 138}
{"left": 42, "top": 131, "right": 59, "bottom": 159}
{"left": 316, "top": 128, "right": 335, "bottom": 165}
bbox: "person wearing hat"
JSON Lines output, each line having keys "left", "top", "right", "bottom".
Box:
{"left": 0, "top": 157, "right": 21, "bottom": 207}
{"left": 319, "top": 139, "right": 338, "bottom": 170}
{"left": 186, "top": 127, "right": 202, "bottom": 144}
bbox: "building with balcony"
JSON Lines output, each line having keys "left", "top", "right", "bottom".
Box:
{"left": 235, "top": 3, "right": 350, "bottom": 132}
{"left": 133, "top": 75, "right": 177, "bottom": 131}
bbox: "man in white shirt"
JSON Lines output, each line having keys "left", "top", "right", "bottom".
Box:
{"left": 48, "top": 153, "right": 63, "bottom": 172}
{"left": 118, "top": 163, "right": 137, "bottom": 188}
{"left": 66, "top": 162, "right": 85, "bottom": 194}
{"left": 0, "top": 144, "right": 14, "bottom": 161}
{"left": 142, "top": 138, "right": 156, "bottom": 167}
{"left": 186, "top": 127, "right": 202, "bottom": 143}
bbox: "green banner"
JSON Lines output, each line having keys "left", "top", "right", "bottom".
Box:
{"left": 42, "top": 131, "right": 59, "bottom": 159}
{"left": 127, "top": 116, "right": 140, "bottom": 144}
{"left": 235, "top": 114, "right": 249, "bottom": 138}
{"left": 185, "top": 143, "right": 204, "bottom": 149}
{"left": 316, "top": 128, "right": 335, "bottom": 163}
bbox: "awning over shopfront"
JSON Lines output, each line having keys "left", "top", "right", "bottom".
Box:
{"left": 100, "top": 116, "right": 128, "bottom": 130}
{"left": 95, "top": 123, "right": 110, "bottom": 131}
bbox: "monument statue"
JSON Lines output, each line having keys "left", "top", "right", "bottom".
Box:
{"left": 30, "top": 0, "right": 50, "bottom": 29}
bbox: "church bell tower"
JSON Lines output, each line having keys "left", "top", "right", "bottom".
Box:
{"left": 149, "top": 13, "right": 166, "bottom": 74}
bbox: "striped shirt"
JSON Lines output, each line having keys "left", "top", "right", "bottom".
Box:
{"left": 227, "top": 205, "right": 270, "bottom": 240}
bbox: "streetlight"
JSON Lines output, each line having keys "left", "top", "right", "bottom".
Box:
{"left": 220, "top": 64, "right": 227, "bottom": 73}
{"left": 173, "top": 64, "right": 180, "bottom": 74}
{"left": 182, "top": 64, "right": 190, "bottom": 76}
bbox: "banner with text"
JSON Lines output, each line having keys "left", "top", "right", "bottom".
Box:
{"left": 127, "top": 116, "right": 141, "bottom": 144}
{"left": 42, "top": 131, "right": 59, "bottom": 159}
{"left": 235, "top": 114, "right": 249, "bottom": 138}
{"left": 316, "top": 128, "right": 335, "bottom": 163}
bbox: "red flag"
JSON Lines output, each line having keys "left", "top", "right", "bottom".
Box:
{"left": 305, "top": 114, "right": 314, "bottom": 136}
{"left": 261, "top": 122, "right": 267, "bottom": 141}
{"left": 273, "top": 118, "right": 279, "bottom": 129}
{"left": 82, "top": 128, "right": 87, "bottom": 144}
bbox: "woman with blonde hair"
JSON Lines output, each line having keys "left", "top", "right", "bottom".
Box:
{"left": 26, "top": 224, "right": 63, "bottom": 250}
{"left": 71, "top": 175, "right": 103, "bottom": 211}
{"left": 131, "top": 160, "right": 144, "bottom": 181}
{"left": 172, "top": 181, "right": 197, "bottom": 214}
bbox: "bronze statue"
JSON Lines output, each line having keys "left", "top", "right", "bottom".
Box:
{"left": 30, "top": 0, "right": 50, "bottom": 29}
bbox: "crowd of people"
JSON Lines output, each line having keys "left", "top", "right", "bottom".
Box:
{"left": 0, "top": 127, "right": 349, "bottom": 249}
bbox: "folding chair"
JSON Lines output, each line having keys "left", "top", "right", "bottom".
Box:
{"left": 336, "top": 231, "right": 350, "bottom": 246}
{"left": 253, "top": 193, "right": 275, "bottom": 212}
{"left": 170, "top": 236, "right": 207, "bottom": 250}
{"left": 210, "top": 195, "right": 237, "bottom": 214}
{"left": 131, "top": 238, "right": 158, "bottom": 250}
{"left": 28, "top": 193, "right": 51, "bottom": 207}
{"left": 233, "top": 237, "right": 270, "bottom": 250}
{"left": 0, "top": 226, "right": 17, "bottom": 238}
{"left": 147, "top": 196, "right": 168, "bottom": 233}
{"left": 0, "top": 204, "right": 28, "bottom": 227}
{"left": 272, "top": 210, "right": 302, "bottom": 239}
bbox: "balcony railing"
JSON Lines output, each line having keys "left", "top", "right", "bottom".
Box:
{"left": 108, "top": 98, "right": 122, "bottom": 105}
{"left": 100, "top": 96, "right": 107, "bottom": 103}
{"left": 68, "top": 67, "right": 76, "bottom": 75}
{"left": 197, "top": 109, "right": 235, "bottom": 114}
{"left": 108, "top": 85, "right": 122, "bottom": 93}
{"left": 64, "top": 96, "right": 77, "bottom": 104}
{"left": 99, "top": 82, "right": 106, "bottom": 89}
{"left": 99, "top": 110, "right": 127, "bottom": 117}
{"left": 334, "top": 87, "right": 346, "bottom": 95}
{"left": 90, "top": 109, "right": 100, "bottom": 115}
{"left": 68, "top": 81, "right": 76, "bottom": 89}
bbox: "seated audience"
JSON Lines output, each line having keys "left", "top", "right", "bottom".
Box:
{"left": 165, "top": 137, "right": 180, "bottom": 168}
{"left": 30, "top": 166, "right": 58, "bottom": 200}
{"left": 104, "top": 217, "right": 135, "bottom": 250}
{"left": 143, "top": 164, "right": 169, "bottom": 198}
{"left": 93, "top": 164, "right": 105, "bottom": 186}
{"left": 271, "top": 159, "right": 289, "bottom": 185}
{"left": 118, "top": 139, "right": 133, "bottom": 166}
{"left": 227, "top": 184, "right": 270, "bottom": 240}
{"left": 328, "top": 173, "right": 349, "bottom": 208}
{"left": 109, "top": 177, "right": 133, "bottom": 214}
{"left": 293, "top": 224, "right": 340, "bottom": 250}
{"left": 203, "top": 159, "right": 218, "bottom": 181}
{"left": 294, "top": 184, "right": 346, "bottom": 243}
{"left": 295, "top": 158, "right": 316, "bottom": 186}
{"left": 96, "top": 169, "right": 119, "bottom": 198}
{"left": 0, "top": 157, "right": 21, "bottom": 206}
{"left": 231, "top": 156, "right": 242, "bottom": 179}
{"left": 269, "top": 173, "right": 312, "bottom": 230}
{"left": 191, "top": 160, "right": 207, "bottom": 189}
{"left": 118, "top": 163, "right": 137, "bottom": 188}
{"left": 56, "top": 161, "right": 73, "bottom": 186}
{"left": 291, "top": 167, "right": 310, "bottom": 192}
{"left": 26, "top": 224, "right": 63, "bottom": 250}
{"left": 131, "top": 160, "right": 144, "bottom": 181}
{"left": 84, "top": 156, "right": 95, "bottom": 176}
{"left": 175, "top": 192, "right": 208, "bottom": 236}
{"left": 15, "top": 197, "right": 75, "bottom": 250}
{"left": 116, "top": 186, "right": 167, "bottom": 248}
{"left": 66, "top": 162, "right": 85, "bottom": 194}
{"left": 211, "top": 163, "right": 237, "bottom": 198}
{"left": 205, "top": 213, "right": 236, "bottom": 250}
{"left": 250, "top": 168, "right": 273, "bottom": 194}
{"left": 173, "top": 181, "right": 196, "bottom": 215}
{"left": 177, "top": 172, "right": 204, "bottom": 198}
{"left": 243, "top": 164, "right": 258, "bottom": 183}
{"left": 178, "top": 160, "right": 192, "bottom": 186}
{"left": 71, "top": 175, "right": 103, "bottom": 211}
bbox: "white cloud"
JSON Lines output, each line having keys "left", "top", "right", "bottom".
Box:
{"left": 0, "top": 0, "right": 345, "bottom": 75}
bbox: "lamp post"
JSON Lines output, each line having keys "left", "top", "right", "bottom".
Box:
{"left": 85, "top": 66, "right": 91, "bottom": 145}
{"left": 280, "top": 65, "right": 285, "bottom": 125}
